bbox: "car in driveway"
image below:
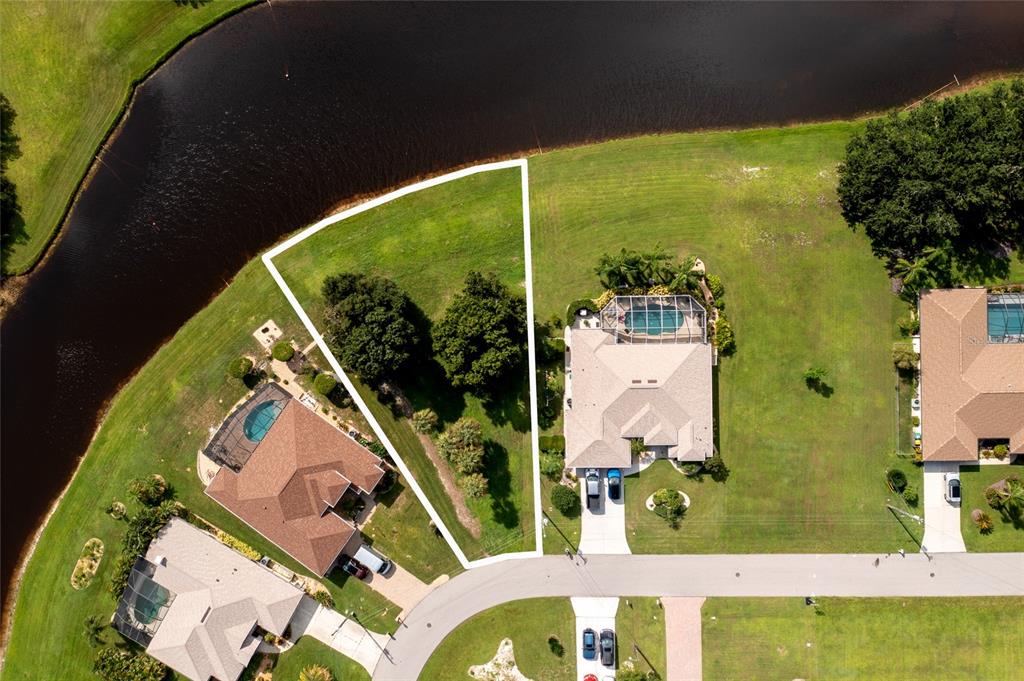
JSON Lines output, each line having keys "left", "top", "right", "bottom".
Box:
{"left": 944, "top": 472, "right": 962, "bottom": 504}
{"left": 599, "top": 628, "right": 615, "bottom": 667}
{"left": 585, "top": 469, "right": 601, "bottom": 510}
{"left": 582, "top": 628, "right": 597, "bottom": 660}
{"left": 606, "top": 468, "right": 621, "bottom": 500}
{"left": 338, "top": 555, "right": 369, "bottom": 580}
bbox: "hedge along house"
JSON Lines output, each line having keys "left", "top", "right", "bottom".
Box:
{"left": 563, "top": 294, "right": 714, "bottom": 470}
{"left": 203, "top": 383, "right": 386, "bottom": 576}
{"left": 918, "top": 288, "right": 1024, "bottom": 462}
{"left": 113, "top": 518, "right": 304, "bottom": 681}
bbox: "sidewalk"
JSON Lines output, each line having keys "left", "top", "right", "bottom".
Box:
{"left": 663, "top": 597, "right": 704, "bottom": 681}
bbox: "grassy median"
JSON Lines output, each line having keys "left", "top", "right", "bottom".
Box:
{"left": 702, "top": 597, "right": 1024, "bottom": 680}
{"left": 0, "top": 0, "right": 253, "bottom": 273}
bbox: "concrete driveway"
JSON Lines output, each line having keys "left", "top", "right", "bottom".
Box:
{"left": 922, "top": 461, "right": 966, "bottom": 553}
{"left": 572, "top": 597, "right": 619, "bottom": 680}
{"left": 578, "top": 470, "right": 630, "bottom": 555}
{"left": 289, "top": 595, "right": 389, "bottom": 675}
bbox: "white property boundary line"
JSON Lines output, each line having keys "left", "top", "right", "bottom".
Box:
{"left": 263, "top": 159, "right": 543, "bottom": 571}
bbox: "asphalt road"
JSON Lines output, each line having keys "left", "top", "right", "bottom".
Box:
{"left": 371, "top": 552, "right": 1024, "bottom": 680}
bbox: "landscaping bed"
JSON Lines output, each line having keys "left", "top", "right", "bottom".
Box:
{"left": 959, "top": 461, "right": 1024, "bottom": 552}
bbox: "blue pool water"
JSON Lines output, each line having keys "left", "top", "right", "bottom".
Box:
{"left": 988, "top": 297, "right": 1024, "bottom": 340}
{"left": 244, "top": 400, "right": 283, "bottom": 442}
{"left": 625, "top": 305, "right": 685, "bottom": 335}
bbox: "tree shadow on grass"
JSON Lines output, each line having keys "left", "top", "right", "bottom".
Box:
{"left": 480, "top": 362, "right": 531, "bottom": 433}
{"left": 484, "top": 440, "right": 518, "bottom": 529}
{"left": 401, "top": 358, "right": 466, "bottom": 427}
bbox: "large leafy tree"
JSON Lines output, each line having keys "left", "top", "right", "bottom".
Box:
{"left": 1, "top": 93, "right": 23, "bottom": 253}
{"left": 433, "top": 271, "right": 527, "bottom": 393}
{"left": 837, "top": 79, "right": 1024, "bottom": 279}
{"left": 321, "top": 272, "right": 422, "bottom": 385}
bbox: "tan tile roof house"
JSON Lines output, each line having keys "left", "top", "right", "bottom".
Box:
{"left": 919, "top": 288, "right": 1024, "bottom": 461}
{"left": 115, "top": 518, "right": 304, "bottom": 681}
{"left": 206, "top": 398, "right": 385, "bottom": 575}
{"left": 564, "top": 295, "right": 714, "bottom": 469}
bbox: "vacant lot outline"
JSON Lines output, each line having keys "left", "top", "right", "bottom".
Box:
{"left": 263, "top": 159, "right": 542, "bottom": 569}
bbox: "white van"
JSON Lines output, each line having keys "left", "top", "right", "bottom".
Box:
{"left": 354, "top": 545, "right": 392, "bottom": 575}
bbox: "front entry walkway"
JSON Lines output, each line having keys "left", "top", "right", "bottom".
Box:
{"left": 578, "top": 470, "right": 631, "bottom": 555}
{"left": 289, "top": 595, "right": 390, "bottom": 675}
{"left": 922, "top": 461, "right": 966, "bottom": 553}
{"left": 572, "top": 597, "right": 619, "bottom": 680}
{"left": 662, "top": 597, "right": 704, "bottom": 681}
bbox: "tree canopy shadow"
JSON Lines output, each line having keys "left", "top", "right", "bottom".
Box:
{"left": 483, "top": 440, "right": 518, "bottom": 529}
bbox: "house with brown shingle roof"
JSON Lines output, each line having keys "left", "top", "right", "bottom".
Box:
{"left": 919, "top": 288, "right": 1024, "bottom": 462}
{"left": 205, "top": 391, "right": 385, "bottom": 576}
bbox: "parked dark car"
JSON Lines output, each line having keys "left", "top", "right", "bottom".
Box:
{"left": 582, "top": 628, "right": 597, "bottom": 660}
{"left": 585, "top": 469, "right": 601, "bottom": 510}
{"left": 599, "top": 629, "right": 615, "bottom": 667}
{"left": 339, "top": 555, "right": 369, "bottom": 580}
{"left": 606, "top": 468, "right": 621, "bottom": 501}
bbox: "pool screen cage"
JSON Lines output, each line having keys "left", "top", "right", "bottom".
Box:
{"left": 988, "top": 292, "right": 1024, "bottom": 344}
{"left": 600, "top": 295, "right": 707, "bottom": 344}
{"left": 113, "top": 557, "right": 176, "bottom": 648}
{"left": 202, "top": 382, "right": 291, "bottom": 472}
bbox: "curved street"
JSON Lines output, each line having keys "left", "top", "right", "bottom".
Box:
{"left": 371, "top": 552, "right": 1024, "bottom": 680}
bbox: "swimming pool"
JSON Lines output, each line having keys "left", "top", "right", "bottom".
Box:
{"left": 244, "top": 400, "right": 284, "bottom": 442}
{"left": 988, "top": 294, "right": 1024, "bottom": 341}
{"left": 133, "top": 580, "right": 169, "bottom": 625}
{"left": 625, "top": 304, "right": 685, "bottom": 335}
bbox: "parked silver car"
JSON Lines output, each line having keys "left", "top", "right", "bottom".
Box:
{"left": 944, "top": 472, "right": 961, "bottom": 504}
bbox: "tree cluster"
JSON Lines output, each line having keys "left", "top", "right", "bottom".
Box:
{"left": 838, "top": 79, "right": 1024, "bottom": 288}
{"left": 433, "top": 271, "right": 527, "bottom": 394}
{"left": 93, "top": 648, "right": 167, "bottom": 681}
{"left": 321, "top": 272, "right": 422, "bottom": 385}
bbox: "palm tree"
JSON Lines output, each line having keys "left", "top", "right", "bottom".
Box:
{"left": 299, "top": 664, "right": 334, "bottom": 681}
{"left": 670, "top": 256, "right": 702, "bottom": 295}
{"left": 1004, "top": 476, "right": 1024, "bottom": 512}
{"left": 894, "top": 244, "right": 954, "bottom": 298}
{"left": 83, "top": 615, "right": 104, "bottom": 648}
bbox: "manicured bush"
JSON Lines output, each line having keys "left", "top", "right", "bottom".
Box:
{"left": 227, "top": 356, "right": 253, "bottom": 380}
{"left": 550, "top": 484, "right": 579, "bottom": 516}
{"left": 902, "top": 483, "right": 919, "bottom": 506}
{"left": 714, "top": 316, "right": 736, "bottom": 356}
{"left": 540, "top": 452, "right": 564, "bottom": 480}
{"left": 412, "top": 408, "right": 439, "bottom": 434}
{"left": 459, "top": 472, "right": 489, "bottom": 499}
{"left": 703, "top": 455, "right": 729, "bottom": 482}
{"left": 313, "top": 372, "right": 337, "bottom": 396}
{"left": 898, "top": 314, "right": 920, "bottom": 337}
{"left": 706, "top": 273, "right": 725, "bottom": 299}
{"left": 565, "top": 298, "right": 598, "bottom": 325}
{"left": 994, "top": 443, "right": 1009, "bottom": 457}
{"left": 93, "top": 647, "right": 167, "bottom": 681}
{"left": 912, "top": 415, "right": 920, "bottom": 427}
{"left": 538, "top": 434, "right": 565, "bottom": 453}
{"left": 313, "top": 589, "right": 334, "bottom": 608}
{"left": 271, "top": 341, "right": 295, "bottom": 362}
{"left": 886, "top": 468, "right": 908, "bottom": 492}
{"left": 892, "top": 345, "right": 919, "bottom": 372}
{"left": 984, "top": 485, "right": 1005, "bottom": 509}
{"left": 127, "top": 474, "right": 167, "bottom": 507}
{"left": 547, "top": 635, "right": 564, "bottom": 657}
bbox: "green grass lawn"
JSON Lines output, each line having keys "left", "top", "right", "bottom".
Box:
{"left": 1, "top": 258, "right": 450, "bottom": 681}
{"left": 540, "top": 475, "right": 581, "bottom": 555}
{"left": 273, "top": 167, "right": 536, "bottom": 561}
{"left": 420, "top": 598, "right": 575, "bottom": 681}
{"left": 270, "top": 637, "right": 370, "bottom": 681}
{"left": 959, "top": 461, "right": 1024, "bottom": 552}
{"left": 616, "top": 597, "right": 667, "bottom": 679}
{"left": 529, "top": 123, "right": 934, "bottom": 554}
{"left": 0, "top": 0, "right": 254, "bottom": 273}
{"left": 702, "top": 597, "right": 1024, "bottom": 680}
